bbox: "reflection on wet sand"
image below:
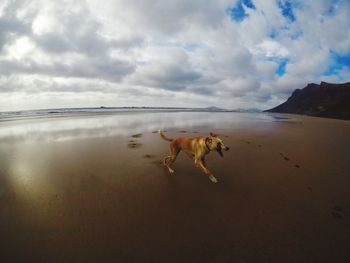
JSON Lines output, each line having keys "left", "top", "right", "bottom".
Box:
{"left": 0, "top": 112, "right": 281, "bottom": 143}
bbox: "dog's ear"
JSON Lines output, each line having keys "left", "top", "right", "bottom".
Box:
{"left": 210, "top": 132, "right": 217, "bottom": 137}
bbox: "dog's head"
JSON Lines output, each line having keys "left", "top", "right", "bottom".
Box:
{"left": 205, "top": 132, "right": 229, "bottom": 157}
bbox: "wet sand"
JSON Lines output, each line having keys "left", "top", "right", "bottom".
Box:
{"left": 1, "top": 112, "right": 350, "bottom": 262}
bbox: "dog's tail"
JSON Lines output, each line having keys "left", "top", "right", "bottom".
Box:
{"left": 158, "top": 129, "right": 173, "bottom": 142}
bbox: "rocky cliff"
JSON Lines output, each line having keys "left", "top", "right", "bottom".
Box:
{"left": 265, "top": 81, "right": 350, "bottom": 120}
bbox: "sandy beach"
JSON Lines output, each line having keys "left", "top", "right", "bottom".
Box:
{"left": 1, "top": 112, "right": 350, "bottom": 262}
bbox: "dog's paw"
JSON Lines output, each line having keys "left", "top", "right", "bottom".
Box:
{"left": 169, "top": 168, "right": 175, "bottom": 174}
{"left": 209, "top": 174, "right": 218, "bottom": 183}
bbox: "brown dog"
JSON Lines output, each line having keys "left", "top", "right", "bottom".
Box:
{"left": 158, "top": 130, "right": 229, "bottom": 183}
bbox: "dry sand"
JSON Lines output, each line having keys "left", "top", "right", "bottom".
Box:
{"left": 0, "top": 112, "right": 350, "bottom": 262}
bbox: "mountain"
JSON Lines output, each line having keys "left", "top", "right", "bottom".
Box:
{"left": 233, "top": 108, "right": 262, "bottom": 113}
{"left": 203, "top": 106, "right": 227, "bottom": 111}
{"left": 265, "top": 81, "right": 350, "bottom": 120}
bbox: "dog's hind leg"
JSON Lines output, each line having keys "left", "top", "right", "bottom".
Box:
{"left": 164, "top": 147, "right": 180, "bottom": 174}
{"left": 163, "top": 156, "right": 175, "bottom": 174}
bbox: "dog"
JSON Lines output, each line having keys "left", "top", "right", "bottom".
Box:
{"left": 158, "top": 130, "right": 229, "bottom": 183}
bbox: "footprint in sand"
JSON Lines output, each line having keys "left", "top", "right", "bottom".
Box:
{"left": 280, "top": 153, "right": 290, "bottom": 161}
{"left": 258, "top": 144, "right": 262, "bottom": 148}
{"left": 307, "top": 186, "right": 313, "bottom": 192}
{"left": 179, "top": 130, "right": 187, "bottom": 133}
{"left": 331, "top": 206, "right": 344, "bottom": 219}
{"left": 127, "top": 142, "right": 142, "bottom": 149}
{"left": 334, "top": 206, "right": 343, "bottom": 212}
{"left": 245, "top": 141, "right": 251, "bottom": 144}
{"left": 131, "top": 133, "right": 143, "bottom": 138}
{"left": 143, "top": 154, "right": 155, "bottom": 159}
{"left": 151, "top": 160, "right": 164, "bottom": 168}
{"left": 294, "top": 164, "right": 301, "bottom": 168}
{"left": 152, "top": 130, "right": 168, "bottom": 133}
{"left": 129, "top": 133, "right": 143, "bottom": 148}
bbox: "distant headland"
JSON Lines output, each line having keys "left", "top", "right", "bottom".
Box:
{"left": 265, "top": 81, "right": 350, "bottom": 120}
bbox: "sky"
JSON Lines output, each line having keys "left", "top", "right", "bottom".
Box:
{"left": 0, "top": 0, "right": 350, "bottom": 111}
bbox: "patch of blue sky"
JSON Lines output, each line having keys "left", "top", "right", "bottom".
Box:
{"left": 269, "top": 29, "right": 279, "bottom": 39}
{"left": 275, "top": 58, "right": 288, "bottom": 76}
{"left": 183, "top": 43, "right": 201, "bottom": 52}
{"left": 324, "top": 0, "right": 341, "bottom": 16}
{"left": 289, "top": 30, "right": 302, "bottom": 40}
{"left": 277, "top": 0, "right": 296, "bottom": 22}
{"left": 228, "top": 0, "right": 256, "bottom": 22}
{"left": 267, "top": 57, "right": 289, "bottom": 77}
{"left": 242, "top": 0, "right": 255, "bottom": 9}
{"left": 269, "top": 27, "right": 302, "bottom": 41}
{"left": 323, "top": 51, "right": 350, "bottom": 76}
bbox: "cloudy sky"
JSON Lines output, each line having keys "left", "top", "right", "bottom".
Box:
{"left": 0, "top": 0, "right": 349, "bottom": 111}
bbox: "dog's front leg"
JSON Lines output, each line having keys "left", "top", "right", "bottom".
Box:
{"left": 195, "top": 157, "right": 218, "bottom": 183}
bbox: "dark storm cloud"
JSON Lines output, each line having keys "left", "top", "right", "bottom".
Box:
{"left": 33, "top": 33, "right": 73, "bottom": 54}
{"left": 186, "top": 86, "right": 215, "bottom": 95}
{"left": 133, "top": 62, "right": 202, "bottom": 91}
{"left": 0, "top": 0, "right": 140, "bottom": 83}
{"left": 147, "top": 69, "right": 202, "bottom": 91}
{"left": 0, "top": 56, "right": 135, "bottom": 82}
{"left": 32, "top": 8, "right": 144, "bottom": 56}
{"left": 104, "top": 0, "right": 228, "bottom": 35}
{"left": 0, "top": 8, "right": 29, "bottom": 50}
{"left": 34, "top": 31, "right": 144, "bottom": 55}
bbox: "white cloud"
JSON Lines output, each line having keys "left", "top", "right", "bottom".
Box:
{"left": 252, "top": 40, "right": 289, "bottom": 58}
{"left": 6, "top": 36, "right": 36, "bottom": 59}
